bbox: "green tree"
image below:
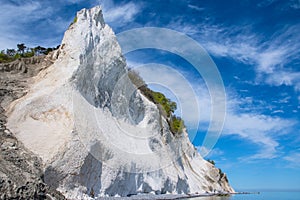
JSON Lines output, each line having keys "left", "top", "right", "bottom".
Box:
{"left": 6, "top": 49, "right": 16, "bottom": 56}
{"left": 35, "top": 46, "right": 48, "bottom": 55}
{"left": 23, "top": 49, "right": 34, "bottom": 57}
{"left": 17, "top": 43, "right": 26, "bottom": 54}
{"left": 151, "top": 91, "right": 178, "bottom": 117}
{"left": 169, "top": 101, "right": 177, "bottom": 113}
{"left": 45, "top": 47, "right": 53, "bottom": 55}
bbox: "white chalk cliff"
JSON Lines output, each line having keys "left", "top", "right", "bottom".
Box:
{"left": 6, "top": 6, "right": 234, "bottom": 199}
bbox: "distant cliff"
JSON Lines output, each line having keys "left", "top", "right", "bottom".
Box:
{"left": 2, "top": 6, "right": 234, "bottom": 199}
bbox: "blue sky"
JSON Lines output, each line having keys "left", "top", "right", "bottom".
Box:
{"left": 1, "top": 0, "right": 300, "bottom": 191}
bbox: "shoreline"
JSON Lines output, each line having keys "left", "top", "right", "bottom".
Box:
{"left": 96, "top": 191, "right": 263, "bottom": 200}
{"left": 96, "top": 192, "right": 233, "bottom": 200}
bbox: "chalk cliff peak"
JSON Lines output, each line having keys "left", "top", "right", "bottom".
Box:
{"left": 5, "top": 6, "right": 234, "bottom": 199}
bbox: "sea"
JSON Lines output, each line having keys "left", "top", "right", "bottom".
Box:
{"left": 96, "top": 191, "right": 300, "bottom": 200}
{"left": 187, "top": 191, "right": 300, "bottom": 200}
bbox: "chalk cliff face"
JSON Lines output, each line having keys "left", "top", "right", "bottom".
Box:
{"left": 5, "top": 6, "right": 234, "bottom": 199}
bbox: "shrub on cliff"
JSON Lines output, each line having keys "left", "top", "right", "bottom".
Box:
{"left": 128, "top": 69, "right": 185, "bottom": 135}
{"left": 170, "top": 116, "right": 184, "bottom": 135}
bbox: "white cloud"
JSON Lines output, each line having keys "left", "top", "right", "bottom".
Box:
{"left": 167, "top": 20, "right": 203, "bottom": 36}
{"left": 265, "top": 71, "right": 300, "bottom": 91}
{"left": 289, "top": 0, "right": 300, "bottom": 9}
{"left": 0, "top": 1, "right": 47, "bottom": 48}
{"left": 205, "top": 25, "right": 299, "bottom": 76}
{"left": 224, "top": 112, "right": 294, "bottom": 160}
{"left": 256, "top": 49, "right": 286, "bottom": 73}
{"left": 284, "top": 151, "right": 300, "bottom": 168}
{"left": 276, "top": 96, "right": 291, "bottom": 104}
{"left": 196, "top": 146, "right": 224, "bottom": 158}
{"left": 101, "top": 0, "right": 141, "bottom": 27}
{"left": 221, "top": 92, "right": 296, "bottom": 160}
{"left": 258, "top": 0, "right": 300, "bottom": 10}
{"left": 168, "top": 20, "right": 300, "bottom": 92}
{"left": 188, "top": 4, "right": 205, "bottom": 11}
{"left": 272, "top": 110, "right": 284, "bottom": 114}
{"left": 63, "top": 0, "right": 86, "bottom": 4}
{"left": 0, "top": 0, "right": 72, "bottom": 49}
{"left": 0, "top": 1, "right": 52, "bottom": 23}
{"left": 257, "top": 0, "right": 278, "bottom": 7}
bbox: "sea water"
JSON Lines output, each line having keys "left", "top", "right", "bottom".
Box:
{"left": 188, "top": 191, "right": 300, "bottom": 200}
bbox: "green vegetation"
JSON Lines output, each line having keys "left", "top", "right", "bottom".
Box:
{"left": 69, "top": 15, "right": 78, "bottom": 27}
{"left": 73, "top": 16, "right": 78, "bottom": 23}
{"left": 0, "top": 51, "right": 14, "bottom": 63}
{"left": 23, "top": 50, "right": 35, "bottom": 58}
{"left": 128, "top": 69, "right": 185, "bottom": 136}
{"left": 207, "top": 159, "right": 215, "bottom": 166}
{"left": 218, "top": 168, "right": 224, "bottom": 177}
{"left": 0, "top": 44, "right": 59, "bottom": 63}
{"left": 152, "top": 91, "right": 177, "bottom": 117}
{"left": 218, "top": 167, "right": 228, "bottom": 182}
{"left": 17, "top": 43, "right": 26, "bottom": 54}
{"left": 170, "top": 116, "right": 184, "bottom": 135}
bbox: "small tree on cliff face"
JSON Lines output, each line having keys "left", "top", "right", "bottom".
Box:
{"left": 17, "top": 43, "right": 26, "bottom": 54}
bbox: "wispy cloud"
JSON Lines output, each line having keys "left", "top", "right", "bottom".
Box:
{"left": 257, "top": 0, "right": 278, "bottom": 7}
{"left": 222, "top": 91, "right": 296, "bottom": 160}
{"left": 0, "top": 1, "right": 49, "bottom": 48}
{"left": 257, "top": 0, "right": 300, "bottom": 11}
{"left": 289, "top": 0, "right": 300, "bottom": 9}
{"left": 167, "top": 19, "right": 300, "bottom": 93}
{"left": 101, "top": 0, "right": 141, "bottom": 28}
{"left": 265, "top": 71, "right": 300, "bottom": 91}
{"left": 63, "top": 0, "right": 86, "bottom": 4}
{"left": 203, "top": 24, "right": 300, "bottom": 75}
{"left": 224, "top": 112, "right": 294, "bottom": 160}
{"left": 196, "top": 146, "right": 224, "bottom": 158}
{"left": 0, "top": 0, "right": 78, "bottom": 49}
{"left": 188, "top": 4, "right": 205, "bottom": 11}
{"left": 284, "top": 151, "right": 300, "bottom": 168}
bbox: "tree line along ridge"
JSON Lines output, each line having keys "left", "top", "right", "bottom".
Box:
{"left": 0, "top": 43, "right": 60, "bottom": 63}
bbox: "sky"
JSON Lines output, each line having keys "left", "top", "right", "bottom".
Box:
{"left": 1, "top": 0, "right": 300, "bottom": 191}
